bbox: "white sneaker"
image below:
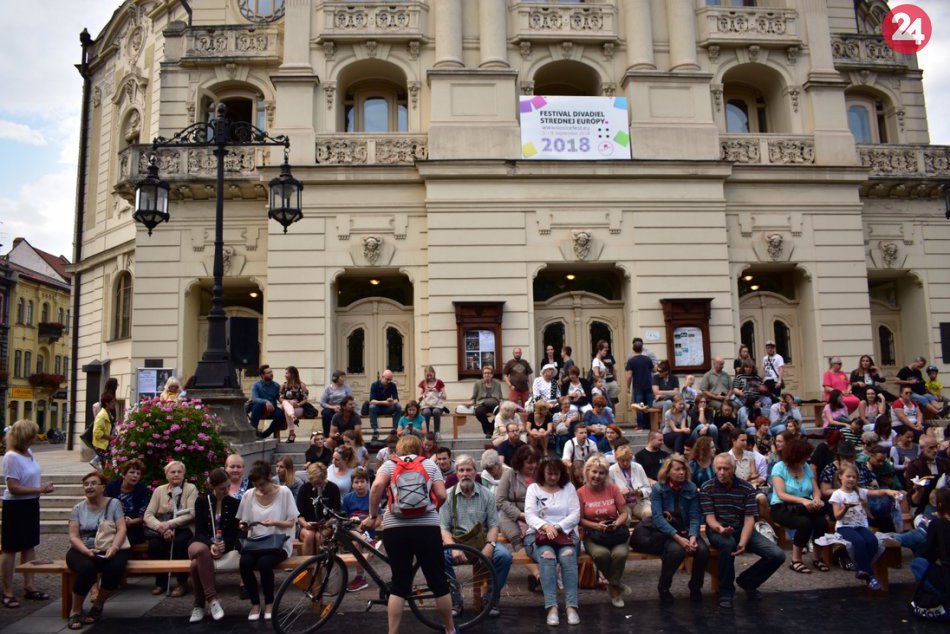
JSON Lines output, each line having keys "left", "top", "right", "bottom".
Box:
{"left": 566, "top": 608, "right": 580, "bottom": 625}
{"left": 209, "top": 600, "right": 224, "bottom": 621}
{"left": 189, "top": 607, "right": 205, "bottom": 623}
{"left": 248, "top": 609, "right": 261, "bottom": 622}
{"left": 546, "top": 608, "right": 560, "bottom": 626}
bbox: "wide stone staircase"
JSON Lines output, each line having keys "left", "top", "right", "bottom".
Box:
{"left": 0, "top": 474, "right": 87, "bottom": 535}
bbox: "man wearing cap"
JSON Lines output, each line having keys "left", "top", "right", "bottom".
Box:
{"left": 762, "top": 341, "right": 784, "bottom": 398}
{"left": 895, "top": 357, "right": 944, "bottom": 418}
{"left": 532, "top": 363, "right": 561, "bottom": 407}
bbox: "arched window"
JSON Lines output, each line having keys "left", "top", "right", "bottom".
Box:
{"left": 726, "top": 100, "right": 750, "bottom": 133}
{"left": 24, "top": 401, "right": 33, "bottom": 420}
{"left": 41, "top": 302, "right": 50, "bottom": 323}
{"left": 26, "top": 300, "right": 34, "bottom": 325}
{"left": 16, "top": 298, "right": 24, "bottom": 324}
{"left": 740, "top": 320, "right": 756, "bottom": 358}
{"left": 543, "top": 322, "right": 566, "bottom": 362}
{"left": 773, "top": 320, "right": 792, "bottom": 363}
{"left": 201, "top": 93, "right": 270, "bottom": 141}
{"left": 878, "top": 325, "right": 896, "bottom": 366}
{"left": 847, "top": 105, "right": 872, "bottom": 144}
{"left": 845, "top": 93, "right": 889, "bottom": 144}
{"left": 344, "top": 82, "right": 408, "bottom": 133}
{"left": 589, "top": 322, "right": 613, "bottom": 360}
{"left": 36, "top": 353, "right": 45, "bottom": 375}
{"left": 114, "top": 272, "right": 133, "bottom": 340}
{"left": 386, "top": 327, "right": 405, "bottom": 373}
{"left": 534, "top": 60, "right": 601, "bottom": 96}
{"left": 346, "top": 328, "right": 365, "bottom": 374}
{"left": 239, "top": 0, "right": 285, "bottom": 24}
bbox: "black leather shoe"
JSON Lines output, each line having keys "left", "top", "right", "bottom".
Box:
{"left": 658, "top": 590, "right": 674, "bottom": 604}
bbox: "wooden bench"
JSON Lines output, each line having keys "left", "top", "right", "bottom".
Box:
{"left": 452, "top": 412, "right": 478, "bottom": 439}
{"left": 18, "top": 556, "right": 316, "bottom": 619}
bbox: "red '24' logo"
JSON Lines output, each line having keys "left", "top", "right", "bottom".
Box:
{"left": 882, "top": 4, "right": 932, "bottom": 54}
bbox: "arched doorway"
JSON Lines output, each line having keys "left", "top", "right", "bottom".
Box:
{"left": 870, "top": 299, "right": 902, "bottom": 376}
{"left": 739, "top": 292, "right": 803, "bottom": 396}
{"left": 336, "top": 298, "right": 413, "bottom": 398}
{"left": 534, "top": 292, "right": 625, "bottom": 375}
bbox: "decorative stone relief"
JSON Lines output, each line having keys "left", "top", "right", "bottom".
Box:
{"left": 896, "top": 109, "right": 906, "bottom": 131}
{"left": 707, "top": 45, "right": 720, "bottom": 62}
{"left": 767, "top": 138, "right": 815, "bottom": 164}
{"left": 748, "top": 44, "right": 761, "bottom": 62}
{"left": 127, "top": 26, "right": 144, "bottom": 59}
{"left": 765, "top": 233, "right": 784, "bottom": 260}
{"left": 408, "top": 40, "right": 420, "bottom": 60}
{"left": 186, "top": 101, "right": 196, "bottom": 124}
{"left": 92, "top": 86, "right": 102, "bottom": 107}
{"left": 879, "top": 241, "right": 899, "bottom": 267}
{"left": 316, "top": 137, "right": 367, "bottom": 165}
{"left": 602, "top": 42, "right": 614, "bottom": 60}
{"left": 786, "top": 86, "right": 801, "bottom": 113}
{"left": 324, "top": 82, "right": 336, "bottom": 109}
{"left": 561, "top": 41, "right": 574, "bottom": 58}
{"left": 786, "top": 46, "right": 800, "bottom": 64}
{"left": 520, "top": 41, "right": 532, "bottom": 59}
{"left": 265, "top": 102, "right": 275, "bottom": 128}
{"left": 710, "top": 84, "right": 723, "bottom": 112}
{"left": 123, "top": 110, "right": 141, "bottom": 143}
{"left": 375, "top": 137, "right": 428, "bottom": 164}
{"left": 222, "top": 246, "right": 235, "bottom": 275}
{"left": 602, "top": 83, "right": 616, "bottom": 98}
{"left": 363, "top": 235, "right": 382, "bottom": 265}
{"left": 520, "top": 81, "right": 535, "bottom": 96}
{"left": 365, "top": 40, "right": 378, "bottom": 58}
{"left": 572, "top": 230, "right": 592, "bottom": 260}
{"left": 720, "top": 138, "right": 760, "bottom": 163}
{"left": 323, "top": 41, "right": 336, "bottom": 60}
{"left": 408, "top": 81, "right": 421, "bottom": 109}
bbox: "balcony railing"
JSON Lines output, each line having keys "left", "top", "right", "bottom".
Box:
{"left": 830, "top": 34, "right": 909, "bottom": 71}
{"left": 316, "top": 1, "right": 428, "bottom": 42}
{"left": 38, "top": 322, "right": 65, "bottom": 343}
{"left": 857, "top": 144, "right": 950, "bottom": 178}
{"left": 182, "top": 24, "right": 281, "bottom": 65}
{"left": 509, "top": 1, "right": 619, "bottom": 45}
{"left": 315, "top": 134, "right": 428, "bottom": 166}
{"left": 697, "top": 6, "right": 801, "bottom": 48}
{"left": 720, "top": 134, "right": 815, "bottom": 165}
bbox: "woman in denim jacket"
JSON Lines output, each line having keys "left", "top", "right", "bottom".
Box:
{"left": 645, "top": 454, "right": 709, "bottom": 603}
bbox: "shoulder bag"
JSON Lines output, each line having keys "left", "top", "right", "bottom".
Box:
{"left": 95, "top": 498, "right": 131, "bottom": 552}
{"left": 239, "top": 521, "right": 290, "bottom": 555}
{"left": 209, "top": 495, "right": 240, "bottom": 572}
{"left": 451, "top": 492, "right": 486, "bottom": 550}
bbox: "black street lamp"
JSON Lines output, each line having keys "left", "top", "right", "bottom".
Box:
{"left": 135, "top": 103, "right": 302, "bottom": 389}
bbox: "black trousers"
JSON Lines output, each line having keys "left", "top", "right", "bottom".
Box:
{"left": 382, "top": 525, "right": 449, "bottom": 599}
{"left": 147, "top": 528, "right": 192, "bottom": 588}
{"left": 66, "top": 548, "right": 131, "bottom": 596}
{"left": 474, "top": 404, "right": 494, "bottom": 436}
{"left": 240, "top": 549, "right": 288, "bottom": 605}
{"left": 770, "top": 503, "right": 828, "bottom": 549}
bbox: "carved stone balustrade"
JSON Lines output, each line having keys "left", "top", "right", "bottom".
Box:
{"left": 856, "top": 144, "right": 950, "bottom": 198}
{"left": 116, "top": 145, "right": 272, "bottom": 201}
{"left": 316, "top": 1, "right": 428, "bottom": 43}
{"left": 720, "top": 134, "right": 815, "bottom": 165}
{"left": 181, "top": 25, "right": 281, "bottom": 65}
{"left": 508, "top": 1, "right": 619, "bottom": 45}
{"left": 830, "top": 34, "right": 909, "bottom": 71}
{"left": 697, "top": 6, "right": 801, "bottom": 49}
{"left": 315, "top": 134, "right": 428, "bottom": 166}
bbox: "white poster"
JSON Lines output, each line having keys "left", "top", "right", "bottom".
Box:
{"left": 672, "top": 327, "right": 704, "bottom": 367}
{"left": 136, "top": 368, "right": 177, "bottom": 402}
{"left": 520, "top": 96, "right": 631, "bottom": 160}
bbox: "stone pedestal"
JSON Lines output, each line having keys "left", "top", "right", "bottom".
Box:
{"left": 187, "top": 388, "right": 257, "bottom": 445}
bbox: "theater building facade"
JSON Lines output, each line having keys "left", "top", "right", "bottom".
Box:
{"left": 71, "top": 0, "right": 949, "bottom": 433}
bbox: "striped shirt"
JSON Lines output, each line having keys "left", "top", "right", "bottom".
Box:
{"left": 377, "top": 455, "right": 443, "bottom": 529}
{"left": 439, "top": 482, "right": 499, "bottom": 536}
{"left": 699, "top": 477, "right": 758, "bottom": 532}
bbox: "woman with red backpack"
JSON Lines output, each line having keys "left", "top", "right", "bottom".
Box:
{"left": 362, "top": 434, "right": 455, "bottom": 634}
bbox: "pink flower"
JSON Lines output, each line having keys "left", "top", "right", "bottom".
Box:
{"left": 170, "top": 424, "right": 181, "bottom": 432}
{"left": 152, "top": 433, "right": 160, "bottom": 439}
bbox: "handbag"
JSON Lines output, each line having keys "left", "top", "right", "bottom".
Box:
{"left": 534, "top": 530, "right": 574, "bottom": 548}
{"left": 421, "top": 389, "right": 442, "bottom": 409}
{"left": 451, "top": 493, "right": 486, "bottom": 550}
{"left": 239, "top": 522, "right": 290, "bottom": 554}
{"left": 208, "top": 495, "right": 240, "bottom": 572}
{"left": 95, "top": 499, "right": 131, "bottom": 551}
{"left": 586, "top": 524, "right": 631, "bottom": 548}
{"left": 630, "top": 516, "right": 669, "bottom": 555}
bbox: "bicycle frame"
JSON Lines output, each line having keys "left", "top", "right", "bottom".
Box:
{"left": 324, "top": 519, "right": 393, "bottom": 605}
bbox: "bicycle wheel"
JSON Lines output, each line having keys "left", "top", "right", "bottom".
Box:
{"left": 272, "top": 554, "right": 348, "bottom": 634}
{"left": 407, "top": 543, "right": 498, "bottom": 631}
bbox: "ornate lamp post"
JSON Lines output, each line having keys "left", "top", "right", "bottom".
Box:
{"left": 135, "top": 103, "right": 302, "bottom": 390}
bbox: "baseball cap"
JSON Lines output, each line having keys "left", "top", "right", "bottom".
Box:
{"left": 765, "top": 340, "right": 776, "bottom": 347}
{"left": 926, "top": 365, "right": 938, "bottom": 373}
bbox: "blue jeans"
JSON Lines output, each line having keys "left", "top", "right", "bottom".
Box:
{"left": 634, "top": 389, "right": 654, "bottom": 428}
{"left": 707, "top": 529, "right": 785, "bottom": 599}
{"left": 369, "top": 403, "right": 402, "bottom": 431}
{"left": 836, "top": 526, "right": 879, "bottom": 576}
{"left": 690, "top": 424, "right": 719, "bottom": 443}
{"left": 443, "top": 543, "right": 512, "bottom": 607}
{"left": 526, "top": 532, "right": 579, "bottom": 609}
{"left": 910, "top": 393, "right": 937, "bottom": 409}
{"left": 894, "top": 528, "right": 928, "bottom": 557}
{"left": 249, "top": 400, "right": 285, "bottom": 438}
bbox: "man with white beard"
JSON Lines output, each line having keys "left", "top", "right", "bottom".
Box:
{"left": 439, "top": 455, "right": 512, "bottom": 618}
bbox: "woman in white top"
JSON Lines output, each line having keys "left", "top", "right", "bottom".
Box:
{"left": 491, "top": 401, "right": 522, "bottom": 447}
{"left": 237, "top": 461, "right": 298, "bottom": 621}
{"left": 608, "top": 444, "right": 653, "bottom": 520}
{"left": 525, "top": 456, "right": 582, "bottom": 627}
{"left": 1, "top": 420, "right": 55, "bottom": 608}
{"left": 532, "top": 364, "right": 561, "bottom": 408}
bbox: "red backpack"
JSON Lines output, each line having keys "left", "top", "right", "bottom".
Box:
{"left": 388, "top": 455, "right": 434, "bottom": 518}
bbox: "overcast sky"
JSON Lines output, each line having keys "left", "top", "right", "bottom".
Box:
{"left": 0, "top": 0, "right": 948, "bottom": 259}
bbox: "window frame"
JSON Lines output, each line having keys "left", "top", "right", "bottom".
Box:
{"left": 14, "top": 350, "right": 22, "bottom": 378}
{"left": 845, "top": 94, "right": 887, "bottom": 144}
{"left": 24, "top": 351, "right": 32, "bottom": 376}
{"left": 113, "top": 271, "right": 133, "bottom": 341}
{"left": 343, "top": 82, "right": 409, "bottom": 134}
{"left": 723, "top": 86, "right": 769, "bottom": 134}
{"left": 26, "top": 300, "right": 34, "bottom": 326}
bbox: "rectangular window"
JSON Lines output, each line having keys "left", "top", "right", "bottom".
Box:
{"left": 63, "top": 357, "right": 69, "bottom": 379}
{"left": 55, "top": 356, "right": 62, "bottom": 375}
{"left": 14, "top": 350, "right": 21, "bottom": 377}
{"left": 24, "top": 351, "right": 32, "bottom": 376}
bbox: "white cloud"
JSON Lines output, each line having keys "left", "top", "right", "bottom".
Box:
{"left": 0, "top": 120, "right": 47, "bottom": 146}
{"left": 0, "top": 168, "right": 76, "bottom": 258}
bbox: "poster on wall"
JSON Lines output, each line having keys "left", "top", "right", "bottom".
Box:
{"left": 135, "top": 368, "right": 176, "bottom": 403}
{"left": 519, "top": 95, "right": 631, "bottom": 160}
{"left": 464, "top": 329, "right": 496, "bottom": 370}
{"left": 672, "top": 327, "right": 705, "bottom": 368}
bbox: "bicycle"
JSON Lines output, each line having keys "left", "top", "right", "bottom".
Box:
{"left": 272, "top": 507, "right": 498, "bottom": 634}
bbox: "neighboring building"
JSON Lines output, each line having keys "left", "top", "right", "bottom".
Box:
{"left": 0, "top": 255, "right": 16, "bottom": 424}
{"left": 72, "top": 0, "right": 948, "bottom": 441}
{"left": 2, "top": 238, "right": 72, "bottom": 430}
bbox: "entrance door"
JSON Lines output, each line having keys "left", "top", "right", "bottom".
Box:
{"left": 870, "top": 299, "right": 902, "bottom": 380}
{"left": 336, "top": 298, "right": 414, "bottom": 401}
{"left": 739, "top": 292, "right": 803, "bottom": 396}
{"left": 534, "top": 291, "right": 626, "bottom": 412}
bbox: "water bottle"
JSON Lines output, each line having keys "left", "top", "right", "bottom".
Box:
{"left": 214, "top": 529, "right": 223, "bottom": 544}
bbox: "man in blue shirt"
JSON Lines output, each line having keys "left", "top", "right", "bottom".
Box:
{"left": 625, "top": 338, "right": 654, "bottom": 429}
{"left": 249, "top": 364, "right": 285, "bottom": 438}
{"left": 368, "top": 369, "right": 402, "bottom": 438}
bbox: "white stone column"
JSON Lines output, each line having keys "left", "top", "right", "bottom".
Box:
{"left": 667, "top": 0, "right": 699, "bottom": 71}
{"left": 280, "top": 0, "right": 313, "bottom": 70}
{"left": 435, "top": 0, "right": 464, "bottom": 68}
{"left": 479, "top": 0, "right": 509, "bottom": 68}
{"left": 623, "top": 0, "right": 655, "bottom": 70}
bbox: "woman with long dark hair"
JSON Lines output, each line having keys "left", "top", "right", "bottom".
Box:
{"left": 279, "top": 366, "right": 312, "bottom": 444}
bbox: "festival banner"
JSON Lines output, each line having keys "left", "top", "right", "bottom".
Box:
{"left": 520, "top": 95, "right": 631, "bottom": 160}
